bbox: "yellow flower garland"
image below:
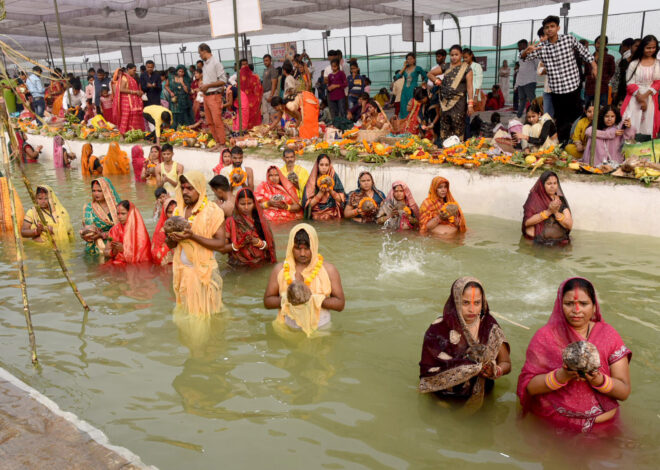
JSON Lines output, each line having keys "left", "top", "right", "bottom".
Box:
{"left": 174, "top": 196, "right": 208, "bottom": 223}
{"left": 283, "top": 254, "right": 324, "bottom": 286}
{"left": 358, "top": 197, "right": 378, "bottom": 214}
{"left": 317, "top": 175, "right": 335, "bottom": 191}
{"left": 229, "top": 167, "right": 248, "bottom": 187}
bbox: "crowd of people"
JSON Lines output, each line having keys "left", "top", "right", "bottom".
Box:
{"left": 1, "top": 14, "right": 649, "bottom": 437}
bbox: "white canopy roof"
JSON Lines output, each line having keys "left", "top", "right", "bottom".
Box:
{"left": 0, "top": 0, "right": 586, "bottom": 59}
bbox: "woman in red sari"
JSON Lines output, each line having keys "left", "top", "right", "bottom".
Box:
{"left": 131, "top": 145, "right": 145, "bottom": 182}
{"left": 419, "top": 176, "right": 467, "bottom": 237}
{"left": 112, "top": 65, "right": 144, "bottom": 134}
{"left": 213, "top": 148, "right": 232, "bottom": 175}
{"left": 517, "top": 277, "right": 632, "bottom": 434}
{"left": 398, "top": 87, "right": 428, "bottom": 135}
{"left": 255, "top": 166, "right": 303, "bottom": 223}
{"left": 240, "top": 65, "right": 263, "bottom": 129}
{"left": 224, "top": 188, "right": 277, "bottom": 268}
{"left": 151, "top": 198, "right": 177, "bottom": 265}
{"left": 104, "top": 200, "right": 152, "bottom": 265}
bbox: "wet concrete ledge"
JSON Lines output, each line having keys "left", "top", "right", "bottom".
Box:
{"left": 0, "top": 367, "right": 157, "bottom": 470}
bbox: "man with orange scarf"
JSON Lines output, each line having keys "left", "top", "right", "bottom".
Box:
{"left": 419, "top": 176, "right": 467, "bottom": 236}
{"left": 167, "top": 171, "right": 226, "bottom": 315}
{"left": 112, "top": 64, "right": 144, "bottom": 134}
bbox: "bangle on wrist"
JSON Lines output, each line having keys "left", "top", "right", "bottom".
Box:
{"left": 540, "top": 210, "right": 549, "bottom": 220}
{"left": 593, "top": 374, "right": 614, "bottom": 393}
{"left": 231, "top": 242, "right": 239, "bottom": 252}
{"left": 545, "top": 369, "right": 568, "bottom": 391}
{"left": 555, "top": 212, "right": 565, "bottom": 221}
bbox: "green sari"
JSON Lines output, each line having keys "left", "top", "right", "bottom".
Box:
{"left": 168, "top": 65, "right": 193, "bottom": 128}
{"left": 82, "top": 177, "right": 121, "bottom": 255}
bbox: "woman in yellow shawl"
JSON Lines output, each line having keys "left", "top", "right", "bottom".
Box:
{"left": 264, "top": 224, "right": 345, "bottom": 337}
{"left": 20, "top": 185, "right": 73, "bottom": 244}
{"left": 81, "top": 143, "right": 103, "bottom": 178}
{"left": 0, "top": 173, "right": 24, "bottom": 232}
{"left": 419, "top": 176, "right": 467, "bottom": 237}
{"left": 101, "top": 142, "right": 130, "bottom": 176}
{"left": 167, "top": 171, "right": 226, "bottom": 316}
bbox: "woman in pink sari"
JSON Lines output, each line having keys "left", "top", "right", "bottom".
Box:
{"left": 254, "top": 166, "right": 303, "bottom": 223}
{"left": 131, "top": 145, "right": 145, "bottom": 182}
{"left": 112, "top": 65, "right": 144, "bottom": 134}
{"left": 517, "top": 277, "right": 632, "bottom": 434}
{"left": 226, "top": 84, "right": 249, "bottom": 133}
{"left": 240, "top": 65, "right": 263, "bottom": 129}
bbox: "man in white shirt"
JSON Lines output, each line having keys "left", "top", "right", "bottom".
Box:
{"left": 62, "top": 79, "right": 87, "bottom": 121}
{"left": 514, "top": 39, "right": 539, "bottom": 118}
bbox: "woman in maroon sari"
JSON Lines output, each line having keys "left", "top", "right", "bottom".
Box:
{"left": 522, "top": 171, "right": 573, "bottom": 246}
{"left": 419, "top": 277, "right": 511, "bottom": 410}
{"left": 112, "top": 65, "right": 144, "bottom": 134}
{"left": 224, "top": 188, "right": 277, "bottom": 268}
{"left": 240, "top": 65, "right": 263, "bottom": 129}
{"left": 517, "top": 277, "right": 632, "bottom": 434}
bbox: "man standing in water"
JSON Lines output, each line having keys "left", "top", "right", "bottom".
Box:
{"left": 167, "top": 171, "right": 226, "bottom": 316}
{"left": 264, "top": 224, "right": 344, "bottom": 336}
{"left": 220, "top": 146, "right": 254, "bottom": 194}
{"left": 209, "top": 174, "right": 235, "bottom": 219}
{"left": 280, "top": 148, "right": 309, "bottom": 201}
{"left": 155, "top": 144, "right": 184, "bottom": 196}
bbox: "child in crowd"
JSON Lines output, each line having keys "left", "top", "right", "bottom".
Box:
{"left": 319, "top": 99, "right": 332, "bottom": 125}
{"left": 583, "top": 105, "right": 635, "bottom": 166}
{"left": 98, "top": 85, "right": 114, "bottom": 123}
{"left": 326, "top": 59, "right": 348, "bottom": 119}
{"left": 153, "top": 187, "right": 168, "bottom": 222}
{"left": 515, "top": 102, "right": 558, "bottom": 152}
{"left": 565, "top": 102, "right": 594, "bottom": 160}
{"left": 82, "top": 98, "right": 96, "bottom": 124}
{"left": 374, "top": 88, "right": 390, "bottom": 108}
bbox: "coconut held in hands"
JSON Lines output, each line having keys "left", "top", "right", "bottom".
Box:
{"left": 287, "top": 281, "right": 312, "bottom": 306}
{"left": 562, "top": 341, "right": 601, "bottom": 376}
{"left": 164, "top": 216, "right": 191, "bottom": 235}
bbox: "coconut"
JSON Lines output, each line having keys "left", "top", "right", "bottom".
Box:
{"left": 184, "top": 137, "right": 197, "bottom": 147}
{"left": 287, "top": 281, "right": 312, "bottom": 306}
{"left": 163, "top": 216, "right": 190, "bottom": 234}
{"left": 271, "top": 194, "right": 285, "bottom": 202}
{"left": 318, "top": 175, "right": 333, "bottom": 188}
{"left": 443, "top": 203, "right": 459, "bottom": 216}
{"left": 287, "top": 172, "right": 299, "bottom": 185}
{"left": 80, "top": 225, "right": 99, "bottom": 237}
{"left": 232, "top": 171, "right": 245, "bottom": 184}
{"left": 562, "top": 341, "right": 601, "bottom": 376}
{"left": 360, "top": 199, "right": 377, "bottom": 214}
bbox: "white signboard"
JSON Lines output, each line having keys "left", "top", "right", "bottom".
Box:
{"left": 402, "top": 16, "right": 424, "bottom": 43}
{"left": 208, "top": 0, "right": 263, "bottom": 37}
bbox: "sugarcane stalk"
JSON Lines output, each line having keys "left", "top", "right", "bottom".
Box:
{"left": 0, "top": 101, "right": 89, "bottom": 311}
{"left": 0, "top": 123, "right": 37, "bottom": 364}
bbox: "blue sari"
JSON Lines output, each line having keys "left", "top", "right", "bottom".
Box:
{"left": 346, "top": 171, "right": 386, "bottom": 224}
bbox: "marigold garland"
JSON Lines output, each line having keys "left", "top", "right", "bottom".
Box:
{"left": 317, "top": 175, "right": 335, "bottom": 191}
{"left": 173, "top": 196, "right": 208, "bottom": 223}
{"left": 229, "top": 167, "right": 248, "bottom": 187}
{"left": 358, "top": 197, "right": 378, "bottom": 214}
{"left": 283, "top": 254, "right": 324, "bottom": 286}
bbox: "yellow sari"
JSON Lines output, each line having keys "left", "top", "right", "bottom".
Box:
{"left": 173, "top": 171, "right": 224, "bottom": 316}
{"left": 0, "top": 176, "right": 24, "bottom": 231}
{"left": 24, "top": 185, "right": 73, "bottom": 244}
{"left": 275, "top": 223, "right": 332, "bottom": 337}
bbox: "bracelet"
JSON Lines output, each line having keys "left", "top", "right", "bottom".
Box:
{"left": 231, "top": 242, "right": 239, "bottom": 252}
{"left": 540, "top": 210, "right": 549, "bottom": 220}
{"left": 258, "top": 240, "right": 267, "bottom": 250}
{"left": 286, "top": 204, "right": 291, "bottom": 211}
{"left": 545, "top": 369, "right": 569, "bottom": 391}
{"left": 555, "top": 212, "right": 564, "bottom": 221}
{"left": 593, "top": 374, "right": 614, "bottom": 394}
{"left": 264, "top": 201, "right": 269, "bottom": 208}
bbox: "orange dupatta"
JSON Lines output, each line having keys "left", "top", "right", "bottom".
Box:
{"left": 419, "top": 176, "right": 467, "bottom": 234}
{"left": 81, "top": 143, "right": 102, "bottom": 177}
{"left": 101, "top": 142, "right": 130, "bottom": 176}
{"left": 254, "top": 166, "right": 302, "bottom": 223}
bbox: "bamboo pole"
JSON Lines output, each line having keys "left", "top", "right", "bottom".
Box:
{"left": 0, "top": 123, "right": 38, "bottom": 364}
{"left": 0, "top": 101, "right": 89, "bottom": 311}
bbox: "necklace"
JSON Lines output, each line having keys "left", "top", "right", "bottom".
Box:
{"left": 283, "top": 254, "right": 324, "bottom": 286}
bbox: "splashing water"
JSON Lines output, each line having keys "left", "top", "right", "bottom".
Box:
{"left": 376, "top": 232, "right": 427, "bottom": 280}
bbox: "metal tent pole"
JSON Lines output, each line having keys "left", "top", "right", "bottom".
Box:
{"left": 349, "top": 0, "right": 352, "bottom": 57}
{"left": 124, "top": 10, "right": 135, "bottom": 64}
{"left": 589, "top": 0, "right": 610, "bottom": 166}
{"left": 495, "top": 0, "right": 501, "bottom": 87}
{"left": 233, "top": 0, "right": 242, "bottom": 133}
{"left": 95, "top": 38, "right": 102, "bottom": 66}
{"left": 412, "top": 0, "right": 416, "bottom": 54}
{"left": 42, "top": 22, "right": 56, "bottom": 67}
{"left": 157, "top": 28, "right": 165, "bottom": 69}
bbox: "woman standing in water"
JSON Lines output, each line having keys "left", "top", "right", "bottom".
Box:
{"left": 301, "top": 154, "right": 346, "bottom": 221}
{"left": 344, "top": 171, "right": 386, "bottom": 224}
{"left": 419, "top": 176, "right": 466, "bottom": 237}
{"left": 104, "top": 200, "right": 152, "bottom": 264}
{"left": 21, "top": 185, "right": 73, "bottom": 244}
{"left": 522, "top": 170, "right": 572, "bottom": 246}
{"left": 80, "top": 177, "right": 121, "bottom": 255}
{"left": 517, "top": 277, "right": 632, "bottom": 433}
{"left": 419, "top": 277, "right": 511, "bottom": 408}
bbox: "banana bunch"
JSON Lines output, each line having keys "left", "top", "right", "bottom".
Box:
{"left": 634, "top": 167, "right": 660, "bottom": 179}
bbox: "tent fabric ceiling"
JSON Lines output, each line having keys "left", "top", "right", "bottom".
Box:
{"left": 0, "top": 0, "right": 583, "bottom": 59}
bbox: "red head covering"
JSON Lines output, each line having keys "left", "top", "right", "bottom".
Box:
{"left": 387, "top": 180, "right": 420, "bottom": 219}
{"left": 230, "top": 188, "right": 277, "bottom": 264}
{"left": 131, "top": 145, "right": 145, "bottom": 182}
{"left": 107, "top": 202, "right": 152, "bottom": 264}
{"left": 522, "top": 170, "right": 570, "bottom": 239}
{"left": 213, "top": 148, "right": 232, "bottom": 175}
{"left": 151, "top": 198, "right": 176, "bottom": 264}
{"left": 265, "top": 165, "right": 300, "bottom": 204}
{"left": 419, "top": 176, "right": 466, "bottom": 233}
{"left": 517, "top": 277, "right": 632, "bottom": 433}
{"left": 149, "top": 145, "right": 163, "bottom": 164}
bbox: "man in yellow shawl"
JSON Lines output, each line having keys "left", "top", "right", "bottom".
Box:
{"left": 167, "top": 171, "right": 226, "bottom": 315}
{"left": 264, "top": 223, "right": 345, "bottom": 336}
{"left": 280, "top": 148, "right": 309, "bottom": 201}
{"left": 21, "top": 185, "right": 73, "bottom": 244}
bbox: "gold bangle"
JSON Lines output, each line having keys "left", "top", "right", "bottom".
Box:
{"left": 540, "top": 210, "right": 549, "bottom": 220}
{"left": 555, "top": 212, "right": 564, "bottom": 221}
